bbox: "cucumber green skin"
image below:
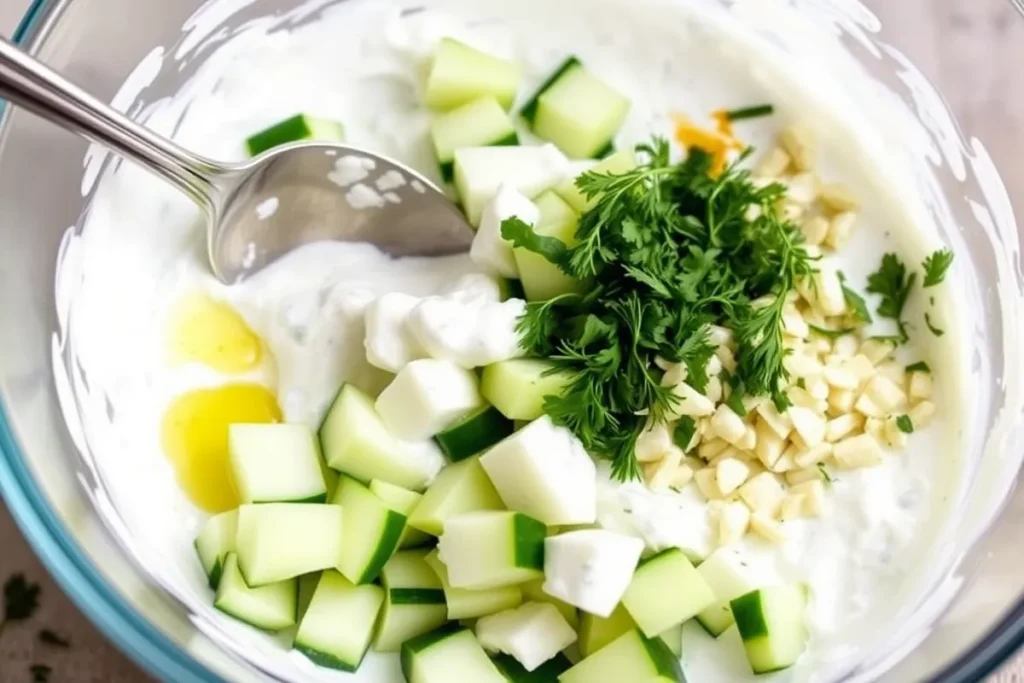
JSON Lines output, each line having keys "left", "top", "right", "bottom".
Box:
{"left": 731, "top": 590, "right": 769, "bottom": 639}
{"left": 390, "top": 588, "right": 447, "bottom": 605}
{"left": 213, "top": 554, "right": 298, "bottom": 633}
{"left": 491, "top": 652, "right": 572, "bottom": 682}
{"left": 729, "top": 586, "right": 806, "bottom": 674}
{"left": 501, "top": 279, "right": 527, "bottom": 301}
{"left": 439, "top": 132, "right": 520, "bottom": 183}
{"left": 353, "top": 509, "right": 408, "bottom": 585}
{"left": 520, "top": 57, "right": 582, "bottom": 123}
{"left": 400, "top": 624, "right": 465, "bottom": 681}
{"left": 245, "top": 114, "right": 343, "bottom": 156}
{"left": 641, "top": 632, "right": 686, "bottom": 681}
{"left": 513, "top": 513, "right": 547, "bottom": 571}
{"left": 435, "top": 405, "right": 515, "bottom": 462}
{"left": 295, "top": 644, "right": 361, "bottom": 673}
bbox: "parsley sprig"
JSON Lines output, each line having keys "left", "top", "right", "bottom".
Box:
{"left": 504, "top": 138, "right": 813, "bottom": 480}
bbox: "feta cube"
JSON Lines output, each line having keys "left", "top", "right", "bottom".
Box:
{"left": 375, "top": 359, "right": 482, "bottom": 440}
{"left": 543, "top": 530, "right": 644, "bottom": 617}
{"left": 475, "top": 602, "right": 578, "bottom": 672}
{"left": 364, "top": 292, "right": 425, "bottom": 373}
{"left": 471, "top": 184, "right": 539, "bottom": 278}
{"left": 480, "top": 416, "right": 597, "bottom": 525}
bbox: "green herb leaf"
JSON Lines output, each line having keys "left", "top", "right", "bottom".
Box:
{"left": 673, "top": 417, "right": 697, "bottom": 452}
{"left": 3, "top": 574, "right": 40, "bottom": 624}
{"left": 725, "top": 376, "right": 748, "bottom": 417}
{"left": 500, "top": 217, "right": 569, "bottom": 268}
{"left": 906, "top": 361, "right": 931, "bottom": 373}
{"left": 38, "top": 629, "right": 71, "bottom": 648}
{"left": 866, "top": 253, "right": 915, "bottom": 343}
{"left": 922, "top": 248, "right": 953, "bottom": 287}
{"left": 896, "top": 415, "right": 914, "bottom": 434}
{"left": 841, "top": 283, "right": 873, "bottom": 325}
{"left": 724, "top": 104, "right": 775, "bottom": 121}
{"left": 925, "top": 312, "right": 945, "bottom": 336}
{"left": 818, "top": 462, "right": 835, "bottom": 485}
{"left": 808, "top": 324, "right": 855, "bottom": 340}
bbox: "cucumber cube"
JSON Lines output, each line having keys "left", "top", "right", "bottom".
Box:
{"left": 228, "top": 423, "right": 326, "bottom": 504}
{"left": 479, "top": 416, "right": 597, "bottom": 526}
{"left": 520, "top": 579, "right": 578, "bottom": 630}
{"left": 542, "top": 529, "right": 643, "bottom": 618}
{"left": 375, "top": 549, "right": 449, "bottom": 652}
{"left": 332, "top": 477, "right": 407, "bottom": 584}
{"left": 659, "top": 623, "right": 683, "bottom": 658}
{"left": 512, "top": 191, "right": 585, "bottom": 302}
{"left": 401, "top": 625, "right": 506, "bottom": 683}
{"left": 214, "top": 553, "right": 296, "bottom": 632}
{"left": 622, "top": 549, "right": 715, "bottom": 637}
{"left": 578, "top": 604, "right": 635, "bottom": 658}
{"left": 490, "top": 652, "right": 572, "bottom": 681}
{"left": 319, "top": 384, "right": 436, "bottom": 490}
{"left": 560, "top": 629, "right": 684, "bottom": 683}
{"left": 474, "top": 602, "right": 577, "bottom": 672}
{"left": 294, "top": 570, "right": 384, "bottom": 672}
{"left": 370, "top": 479, "right": 433, "bottom": 549}
{"left": 425, "top": 550, "right": 523, "bottom": 620}
{"left": 194, "top": 509, "right": 238, "bottom": 589}
{"left": 235, "top": 503, "right": 343, "bottom": 586}
{"left": 695, "top": 548, "right": 763, "bottom": 637}
{"left": 437, "top": 511, "right": 545, "bottom": 589}
{"left": 521, "top": 58, "right": 630, "bottom": 159}
{"left": 245, "top": 114, "right": 344, "bottom": 157}
{"left": 408, "top": 456, "right": 505, "bottom": 536}
{"left": 730, "top": 584, "right": 808, "bottom": 674}
{"left": 480, "top": 359, "right": 570, "bottom": 421}
{"left": 432, "top": 97, "right": 519, "bottom": 182}
{"left": 425, "top": 38, "right": 522, "bottom": 112}
{"left": 435, "top": 405, "right": 515, "bottom": 462}
{"left": 554, "top": 149, "right": 637, "bottom": 214}
{"left": 376, "top": 359, "right": 484, "bottom": 442}
{"left": 453, "top": 144, "right": 569, "bottom": 226}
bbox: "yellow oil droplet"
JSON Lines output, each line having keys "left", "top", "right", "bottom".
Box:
{"left": 167, "top": 292, "right": 263, "bottom": 374}
{"left": 161, "top": 384, "right": 281, "bottom": 513}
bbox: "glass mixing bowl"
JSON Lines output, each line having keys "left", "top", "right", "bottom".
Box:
{"left": 0, "top": 0, "right": 1022, "bottom": 681}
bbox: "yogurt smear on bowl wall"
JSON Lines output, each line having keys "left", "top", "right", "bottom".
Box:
{"left": 57, "top": 0, "right": 970, "bottom": 681}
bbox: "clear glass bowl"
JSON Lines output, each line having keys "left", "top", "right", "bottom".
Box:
{"left": 0, "top": 0, "right": 1021, "bottom": 681}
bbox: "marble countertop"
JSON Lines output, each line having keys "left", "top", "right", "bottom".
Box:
{"left": 0, "top": 0, "right": 1021, "bottom": 681}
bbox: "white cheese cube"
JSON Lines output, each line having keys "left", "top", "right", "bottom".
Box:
{"left": 718, "top": 501, "right": 751, "bottom": 546}
{"left": 864, "top": 375, "right": 907, "bottom": 412}
{"left": 542, "top": 530, "right": 644, "bottom": 618}
{"left": 480, "top": 416, "right": 597, "bottom": 525}
{"left": 788, "top": 406, "right": 826, "bottom": 448}
{"left": 454, "top": 144, "right": 570, "bottom": 225}
{"left": 710, "top": 404, "right": 746, "bottom": 445}
{"left": 472, "top": 184, "right": 538, "bottom": 278}
{"left": 364, "top": 292, "right": 425, "bottom": 373}
{"left": 738, "top": 472, "right": 786, "bottom": 516}
{"left": 376, "top": 359, "right": 483, "bottom": 440}
{"left": 408, "top": 295, "right": 525, "bottom": 369}
{"left": 833, "top": 433, "right": 884, "bottom": 469}
{"left": 909, "top": 372, "right": 934, "bottom": 400}
{"left": 475, "top": 602, "right": 578, "bottom": 672}
{"left": 716, "top": 458, "right": 751, "bottom": 495}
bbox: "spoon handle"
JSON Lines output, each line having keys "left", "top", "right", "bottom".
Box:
{"left": 0, "top": 37, "right": 221, "bottom": 208}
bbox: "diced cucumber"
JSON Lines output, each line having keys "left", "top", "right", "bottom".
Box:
{"left": 479, "top": 416, "right": 597, "bottom": 526}
{"left": 297, "top": 572, "right": 321, "bottom": 622}
{"left": 453, "top": 145, "right": 569, "bottom": 226}
{"left": 332, "top": 477, "right": 406, "bottom": 584}
{"left": 554, "top": 149, "right": 637, "bottom": 214}
{"left": 402, "top": 625, "right": 506, "bottom": 683}
{"left": 695, "top": 548, "right": 762, "bottom": 637}
{"left": 659, "top": 624, "right": 682, "bottom": 658}
{"left": 235, "top": 503, "right": 343, "bottom": 586}
{"left": 376, "top": 359, "right": 483, "bottom": 441}
{"left": 520, "top": 58, "right": 630, "bottom": 160}
{"left": 375, "top": 549, "right": 449, "bottom": 652}
{"left": 432, "top": 97, "right": 519, "bottom": 182}
{"left": 435, "top": 405, "right": 515, "bottom": 462}
{"left": 437, "top": 511, "right": 545, "bottom": 589}
{"left": 559, "top": 629, "right": 683, "bottom": 683}
{"left": 246, "top": 114, "right": 344, "bottom": 157}
{"left": 228, "top": 423, "right": 326, "bottom": 504}
{"left": 730, "top": 584, "right": 808, "bottom": 674}
{"left": 481, "top": 360, "right": 570, "bottom": 421}
{"left": 214, "top": 553, "right": 297, "bottom": 632}
{"left": 319, "top": 384, "right": 433, "bottom": 490}
{"left": 370, "top": 479, "right": 433, "bottom": 548}
{"left": 294, "top": 570, "right": 384, "bottom": 672}
{"left": 521, "top": 579, "right": 578, "bottom": 630}
{"left": 499, "top": 278, "right": 527, "bottom": 302}
{"left": 578, "top": 604, "right": 635, "bottom": 658}
{"left": 425, "top": 38, "right": 522, "bottom": 112}
{"left": 492, "top": 652, "right": 572, "bottom": 682}
{"left": 194, "top": 509, "right": 238, "bottom": 589}
{"left": 408, "top": 455, "right": 505, "bottom": 536}
{"left": 475, "top": 602, "right": 577, "bottom": 673}
{"left": 621, "top": 549, "right": 715, "bottom": 637}
{"left": 513, "top": 191, "right": 584, "bottom": 302}
{"left": 425, "top": 550, "right": 523, "bottom": 619}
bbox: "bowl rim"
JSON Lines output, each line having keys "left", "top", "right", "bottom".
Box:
{"left": 1, "top": 1, "right": 1023, "bottom": 682}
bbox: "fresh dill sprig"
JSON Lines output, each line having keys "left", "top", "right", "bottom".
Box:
{"left": 504, "top": 138, "right": 813, "bottom": 480}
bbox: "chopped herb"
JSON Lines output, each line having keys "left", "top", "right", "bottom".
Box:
{"left": 38, "top": 629, "right": 71, "bottom": 648}
{"left": 896, "top": 415, "right": 914, "bottom": 434}
{"left": 673, "top": 417, "right": 697, "bottom": 452}
{"left": 808, "top": 324, "right": 855, "bottom": 340}
{"left": 906, "top": 361, "right": 931, "bottom": 373}
{"left": 725, "top": 377, "right": 748, "bottom": 418}
{"left": 2, "top": 574, "right": 40, "bottom": 634}
{"left": 724, "top": 104, "right": 775, "bottom": 121}
{"left": 817, "top": 462, "right": 835, "bottom": 485}
{"left": 510, "top": 139, "right": 813, "bottom": 480}
{"left": 925, "top": 313, "right": 945, "bottom": 336}
{"left": 866, "top": 253, "right": 915, "bottom": 343}
{"left": 30, "top": 664, "right": 52, "bottom": 683}
{"left": 922, "top": 248, "right": 954, "bottom": 287}
{"left": 838, "top": 272, "right": 872, "bottom": 325}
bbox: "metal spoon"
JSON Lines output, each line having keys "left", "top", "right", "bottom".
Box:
{"left": 0, "top": 37, "right": 474, "bottom": 284}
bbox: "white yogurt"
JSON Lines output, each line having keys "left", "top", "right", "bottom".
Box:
{"left": 60, "top": 0, "right": 971, "bottom": 681}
